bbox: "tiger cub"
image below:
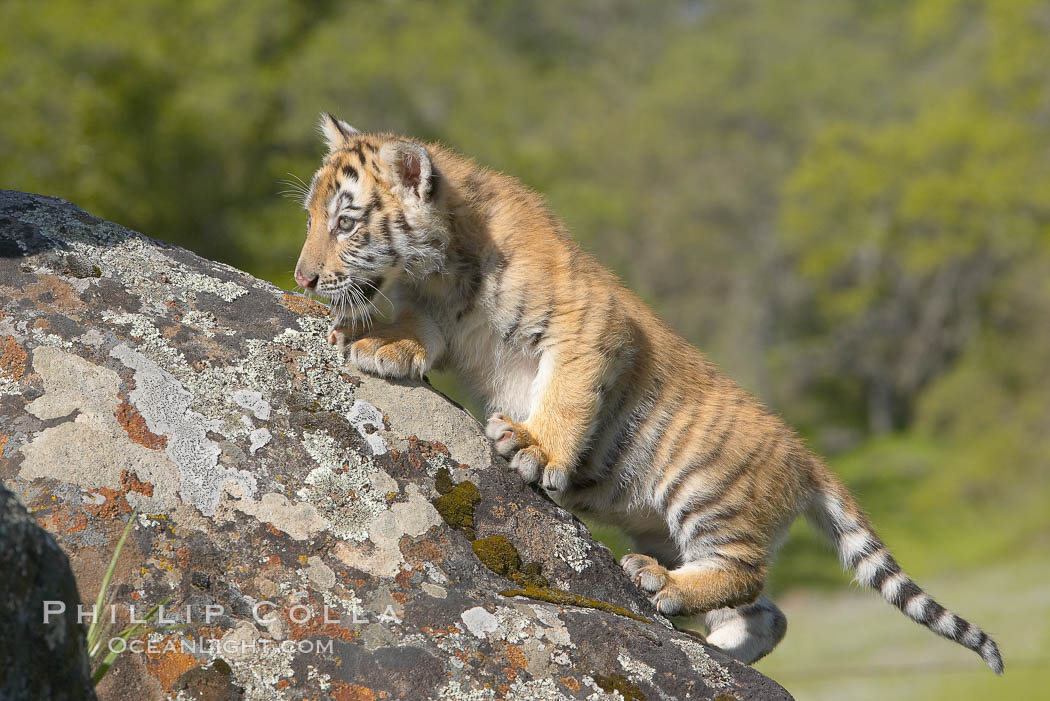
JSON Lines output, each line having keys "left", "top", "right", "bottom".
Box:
{"left": 293, "top": 113, "right": 1003, "bottom": 672}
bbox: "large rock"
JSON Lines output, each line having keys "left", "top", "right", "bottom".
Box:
{"left": 0, "top": 190, "right": 791, "bottom": 700}
{"left": 0, "top": 481, "right": 97, "bottom": 700}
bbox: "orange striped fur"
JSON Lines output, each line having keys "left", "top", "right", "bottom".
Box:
{"left": 294, "top": 114, "right": 1003, "bottom": 672}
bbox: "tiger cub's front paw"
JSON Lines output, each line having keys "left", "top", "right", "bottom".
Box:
{"left": 342, "top": 334, "right": 428, "bottom": 379}
{"left": 485, "top": 413, "right": 531, "bottom": 457}
{"left": 485, "top": 414, "right": 569, "bottom": 491}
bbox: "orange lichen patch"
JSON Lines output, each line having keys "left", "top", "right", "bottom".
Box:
{"left": 399, "top": 531, "right": 450, "bottom": 566}
{"left": 419, "top": 625, "right": 460, "bottom": 641}
{"left": 283, "top": 602, "right": 358, "bottom": 643}
{"left": 287, "top": 617, "right": 359, "bottom": 644}
{"left": 395, "top": 437, "right": 453, "bottom": 474}
{"left": 0, "top": 434, "right": 7, "bottom": 454}
{"left": 330, "top": 681, "right": 380, "bottom": 701}
{"left": 560, "top": 676, "right": 582, "bottom": 692}
{"left": 0, "top": 335, "right": 27, "bottom": 381}
{"left": 115, "top": 400, "right": 168, "bottom": 450}
{"left": 502, "top": 643, "right": 528, "bottom": 671}
{"left": 120, "top": 468, "right": 156, "bottom": 497}
{"left": 63, "top": 510, "right": 88, "bottom": 534}
{"left": 25, "top": 277, "right": 86, "bottom": 313}
{"left": 265, "top": 523, "right": 284, "bottom": 538}
{"left": 175, "top": 546, "right": 192, "bottom": 569}
{"left": 393, "top": 568, "right": 414, "bottom": 589}
{"left": 85, "top": 487, "right": 132, "bottom": 518}
{"left": 144, "top": 644, "right": 203, "bottom": 691}
{"left": 37, "top": 504, "right": 89, "bottom": 535}
{"left": 281, "top": 293, "right": 329, "bottom": 318}
{"left": 397, "top": 449, "right": 424, "bottom": 472}
{"left": 390, "top": 591, "right": 408, "bottom": 605}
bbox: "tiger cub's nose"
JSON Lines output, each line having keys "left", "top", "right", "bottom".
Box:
{"left": 294, "top": 269, "right": 319, "bottom": 290}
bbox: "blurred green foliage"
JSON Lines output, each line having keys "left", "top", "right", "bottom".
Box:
{"left": 3, "top": 0, "right": 1048, "bottom": 605}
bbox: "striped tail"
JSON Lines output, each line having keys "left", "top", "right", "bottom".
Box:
{"left": 807, "top": 473, "right": 1004, "bottom": 674}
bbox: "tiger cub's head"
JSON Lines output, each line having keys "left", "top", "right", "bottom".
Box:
{"left": 294, "top": 113, "right": 448, "bottom": 324}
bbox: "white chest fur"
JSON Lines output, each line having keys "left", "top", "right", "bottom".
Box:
{"left": 447, "top": 312, "right": 539, "bottom": 421}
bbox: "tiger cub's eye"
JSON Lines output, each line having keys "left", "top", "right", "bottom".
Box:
{"left": 338, "top": 215, "right": 357, "bottom": 232}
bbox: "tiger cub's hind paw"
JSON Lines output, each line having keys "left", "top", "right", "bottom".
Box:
{"left": 621, "top": 553, "right": 667, "bottom": 591}
{"left": 620, "top": 553, "right": 684, "bottom": 616}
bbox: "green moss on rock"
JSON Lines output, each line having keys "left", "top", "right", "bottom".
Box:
{"left": 511, "top": 560, "right": 548, "bottom": 587}
{"left": 434, "top": 466, "right": 455, "bottom": 495}
{"left": 473, "top": 534, "right": 548, "bottom": 586}
{"left": 499, "top": 584, "right": 650, "bottom": 623}
{"left": 472, "top": 535, "right": 521, "bottom": 576}
{"left": 438, "top": 469, "right": 649, "bottom": 627}
{"left": 593, "top": 673, "right": 646, "bottom": 701}
{"left": 431, "top": 476, "right": 481, "bottom": 538}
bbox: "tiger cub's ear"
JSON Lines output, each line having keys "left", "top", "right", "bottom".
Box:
{"left": 318, "top": 112, "right": 359, "bottom": 152}
{"left": 380, "top": 141, "right": 434, "bottom": 201}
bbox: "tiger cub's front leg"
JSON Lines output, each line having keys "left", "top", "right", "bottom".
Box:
{"left": 486, "top": 352, "right": 601, "bottom": 492}
{"left": 330, "top": 308, "right": 443, "bottom": 380}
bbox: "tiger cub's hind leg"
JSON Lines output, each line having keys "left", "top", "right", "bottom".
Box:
{"left": 620, "top": 555, "right": 765, "bottom": 617}
{"left": 704, "top": 596, "right": 787, "bottom": 664}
